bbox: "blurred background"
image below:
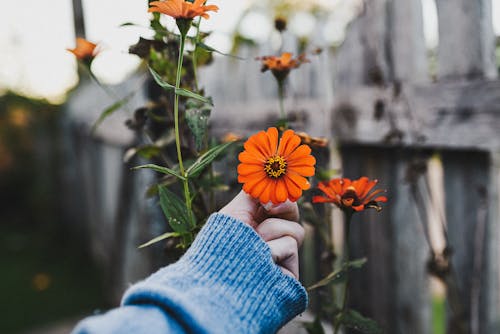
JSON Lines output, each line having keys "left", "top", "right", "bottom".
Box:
{"left": 1, "top": 0, "right": 500, "bottom": 333}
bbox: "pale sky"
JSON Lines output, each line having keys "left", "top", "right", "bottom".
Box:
{"left": 0, "top": 0, "right": 499, "bottom": 104}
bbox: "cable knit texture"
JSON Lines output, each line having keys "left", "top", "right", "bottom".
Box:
{"left": 73, "top": 213, "right": 308, "bottom": 334}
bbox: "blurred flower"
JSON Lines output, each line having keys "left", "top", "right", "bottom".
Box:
{"left": 148, "top": 0, "right": 219, "bottom": 20}
{"left": 9, "top": 108, "right": 30, "bottom": 128}
{"left": 274, "top": 16, "right": 287, "bottom": 32}
{"left": 238, "top": 127, "right": 316, "bottom": 204}
{"left": 296, "top": 131, "right": 328, "bottom": 148}
{"left": 221, "top": 132, "right": 243, "bottom": 143}
{"left": 313, "top": 177, "right": 387, "bottom": 212}
{"left": 258, "top": 52, "right": 309, "bottom": 81}
{"left": 32, "top": 273, "right": 51, "bottom": 291}
{"left": 67, "top": 38, "right": 99, "bottom": 63}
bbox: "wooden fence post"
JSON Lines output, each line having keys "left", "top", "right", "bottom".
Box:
{"left": 341, "top": 147, "right": 431, "bottom": 333}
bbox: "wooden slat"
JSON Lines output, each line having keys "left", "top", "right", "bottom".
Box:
{"left": 436, "top": 0, "right": 497, "bottom": 79}
{"left": 342, "top": 147, "right": 431, "bottom": 334}
{"left": 334, "top": 0, "right": 391, "bottom": 87}
{"left": 442, "top": 151, "right": 499, "bottom": 333}
{"left": 390, "top": 0, "right": 428, "bottom": 83}
{"left": 331, "top": 81, "right": 500, "bottom": 150}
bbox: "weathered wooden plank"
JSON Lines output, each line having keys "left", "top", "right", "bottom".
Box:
{"left": 334, "top": 0, "right": 391, "bottom": 87}
{"left": 342, "top": 147, "right": 431, "bottom": 334}
{"left": 331, "top": 80, "right": 500, "bottom": 150}
{"left": 436, "top": 0, "right": 497, "bottom": 79}
{"left": 441, "top": 151, "right": 499, "bottom": 333}
{"left": 390, "top": 0, "right": 428, "bottom": 83}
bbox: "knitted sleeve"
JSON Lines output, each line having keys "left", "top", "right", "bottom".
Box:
{"left": 73, "top": 213, "right": 308, "bottom": 334}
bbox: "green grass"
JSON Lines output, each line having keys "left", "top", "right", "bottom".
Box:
{"left": 0, "top": 223, "right": 106, "bottom": 333}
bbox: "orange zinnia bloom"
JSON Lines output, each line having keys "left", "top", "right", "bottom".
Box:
{"left": 148, "top": 0, "right": 219, "bottom": 19}
{"left": 258, "top": 52, "right": 308, "bottom": 81}
{"left": 238, "top": 127, "right": 316, "bottom": 204}
{"left": 67, "top": 38, "right": 98, "bottom": 61}
{"left": 313, "top": 177, "right": 387, "bottom": 212}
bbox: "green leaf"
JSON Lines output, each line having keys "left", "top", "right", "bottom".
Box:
{"left": 339, "top": 309, "right": 385, "bottom": 334}
{"left": 138, "top": 232, "right": 181, "bottom": 248}
{"left": 348, "top": 257, "right": 368, "bottom": 269}
{"left": 132, "top": 164, "right": 185, "bottom": 180}
{"left": 196, "top": 42, "right": 244, "bottom": 60}
{"left": 307, "top": 258, "right": 367, "bottom": 291}
{"left": 158, "top": 185, "right": 193, "bottom": 233}
{"left": 302, "top": 316, "right": 326, "bottom": 334}
{"left": 124, "top": 145, "right": 162, "bottom": 162}
{"left": 91, "top": 92, "right": 134, "bottom": 133}
{"left": 175, "top": 87, "right": 212, "bottom": 105}
{"left": 186, "top": 98, "right": 211, "bottom": 150}
{"left": 148, "top": 67, "right": 213, "bottom": 105}
{"left": 186, "top": 142, "right": 232, "bottom": 177}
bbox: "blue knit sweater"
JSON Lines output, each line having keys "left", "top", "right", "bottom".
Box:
{"left": 73, "top": 213, "right": 308, "bottom": 333}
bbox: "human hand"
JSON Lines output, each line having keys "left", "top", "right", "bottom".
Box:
{"left": 219, "top": 191, "right": 305, "bottom": 279}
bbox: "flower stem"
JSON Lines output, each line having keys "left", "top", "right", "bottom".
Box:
{"left": 174, "top": 32, "right": 195, "bottom": 230}
{"left": 277, "top": 80, "right": 286, "bottom": 120}
{"left": 192, "top": 16, "right": 202, "bottom": 91}
{"left": 334, "top": 211, "right": 352, "bottom": 334}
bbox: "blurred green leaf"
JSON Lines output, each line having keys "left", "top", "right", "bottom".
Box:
{"left": 91, "top": 92, "right": 134, "bottom": 133}
{"left": 148, "top": 67, "right": 212, "bottom": 105}
{"left": 138, "top": 232, "right": 181, "bottom": 248}
{"left": 124, "top": 145, "right": 162, "bottom": 162}
{"left": 132, "top": 164, "right": 185, "bottom": 180}
{"left": 158, "top": 186, "right": 192, "bottom": 233}
{"left": 339, "top": 309, "right": 384, "bottom": 334}
{"left": 186, "top": 98, "right": 211, "bottom": 151}
{"left": 307, "top": 258, "right": 367, "bottom": 291}
{"left": 302, "top": 316, "right": 326, "bottom": 334}
{"left": 186, "top": 142, "right": 232, "bottom": 178}
{"left": 196, "top": 42, "right": 244, "bottom": 59}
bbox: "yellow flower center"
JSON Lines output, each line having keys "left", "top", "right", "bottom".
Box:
{"left": 264, "top": 155, "right": 287, "bottom": 178}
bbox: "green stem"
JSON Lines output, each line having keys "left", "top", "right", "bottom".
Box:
{"left": 192, "top": 16, "right": 202, "bottom": 91}
{"left": 277, "top": 80, "right": 286, "bottom": 120}
{"left": 334, "top": 211, "right": 352, "bottom": 334}
{"left": 174, "top": 33, "right": 195, "bottom": 230}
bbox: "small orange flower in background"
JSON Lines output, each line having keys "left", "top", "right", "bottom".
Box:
{"left": 313, "top": 177, "right": 387, "bottom": 212}
{"left": 296, "top": 131, "right": 328, "bottom": 148}
{"left": 148, "top": 0, "right": 219, "bottom": 20}
{"left": 221, "top": 132, "right": 243, "bottom": 143}
{"left": 67, "top": 37, "right": 98, "bottom": 62}
{"left": 258, "top": 52, "right": 309, "bottom": 81}
{"left": 238, "top": 127, "right": 316, "bottom": 204}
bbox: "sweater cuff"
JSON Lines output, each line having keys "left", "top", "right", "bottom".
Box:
{"left": 122, "top": 213, "right": 308, "bottom": 333}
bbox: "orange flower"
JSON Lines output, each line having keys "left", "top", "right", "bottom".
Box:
{"left": 313, "top": 177, "right": 387, "bottom": 212}
{"left": 148, "top": 0, "right": 219, "bottom": 20}
{"left": 238, "top": 127, "right": 316, "bottom": 204}
{"left": 67, "top": 38, "right": 98, "bottom": 61}
{"left": 221, "top": 132, "right": 243, "bottom": 143}
{"left": 296, "top": 131, "right": 328, "bottom": 148}
{"left": 258, "top": 52, "right": 308, "bottom": 81}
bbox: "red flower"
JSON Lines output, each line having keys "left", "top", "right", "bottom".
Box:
{"left": 312, "top": 177, "right": 387, "bottom": 212}
{"left": 238, "top": 127, "right": 316, "bottom": 204}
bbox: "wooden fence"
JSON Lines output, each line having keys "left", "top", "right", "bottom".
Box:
{"left": 65, "top": 0, "right": 500, "bottom": 333}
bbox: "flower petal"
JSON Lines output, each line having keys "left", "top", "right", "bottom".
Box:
{"left": 278, "top": 130, "right": 301, "bottom": 157}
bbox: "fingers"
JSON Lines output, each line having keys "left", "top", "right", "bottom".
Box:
{"left": 256, "top": 218, "right": 305, "bottom": 247}
{"left": 219, "top": 190, "right": 261, "bottom": 228}
{"left": 219, "top": 191, "right": 300, "bottom": 228}
{"left": 268, "top": 236, "right": 300, "bottom": 279}
{"left": 263, "top": 200, "right": 299, "bottom": 222}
